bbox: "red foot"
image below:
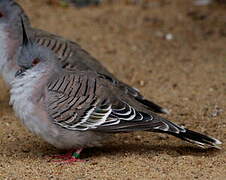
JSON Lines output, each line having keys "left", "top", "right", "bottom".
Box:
{"left": 47, "top": 151, "right": 73, "bottom": 160}
{"left": 46, "top": 148, "right": 84, "bottom": 163}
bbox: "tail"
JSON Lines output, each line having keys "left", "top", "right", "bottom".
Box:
{"left": 96, "top": 110, "right": 222, "bottom": 149}
{"left": 151, "top": 118, "right": 222, "bottom": 149}
{"left": 166, "top": 128, "right": 222, "bottom": 149}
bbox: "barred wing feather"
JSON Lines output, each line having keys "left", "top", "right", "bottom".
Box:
{"left": 46, "top": 73, "right": 164, "bottom": 132}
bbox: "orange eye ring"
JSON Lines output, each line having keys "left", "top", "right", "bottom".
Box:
{"left": 32, "top": 58, "right": 40, "bottom": 66}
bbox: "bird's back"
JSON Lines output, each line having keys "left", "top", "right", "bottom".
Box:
{"left": 30, "top": 28, "right": 168, "bottom": 114}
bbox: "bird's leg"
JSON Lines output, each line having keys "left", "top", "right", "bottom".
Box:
{"left": 50, "top": 148, "right": 85, "bottom": 163}
{"left": 72, "top": 148, "right": 83, "bottom": 159}
{"left": 47, "top": 149, "right": 74, "bottom": 160}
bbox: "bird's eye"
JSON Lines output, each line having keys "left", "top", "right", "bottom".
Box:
{"left": 0, "top": 12, "right": 3, "bottom": 18}
{"left": 32, "top": 58, "right": 40, "bottom": 66}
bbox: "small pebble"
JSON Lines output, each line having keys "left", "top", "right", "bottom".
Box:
{"left": 165, "top": 33, "right": 173, "bottom": 41}
{"left": 139, "top": 80, "right": 145, "bottom": 86}
{"left": 135, "top": 135, "right": 142, "bottom": 141}
{"left": 211, "top": 106, "right": 223, "bottom": 117}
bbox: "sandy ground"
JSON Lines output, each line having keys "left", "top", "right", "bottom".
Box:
{"left": 0, "top": 0, "right": 225, "bottom": 179}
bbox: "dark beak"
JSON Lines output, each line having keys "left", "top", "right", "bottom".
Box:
{"left": 15, "top": 68, "right": 26, "bottom": 77}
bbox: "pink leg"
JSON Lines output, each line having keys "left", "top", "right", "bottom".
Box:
{"left": 47, "top": 149, "right": 74, "bottom": 160}
{"left": 49, "top": 148, "right": 85, "bottom": 163}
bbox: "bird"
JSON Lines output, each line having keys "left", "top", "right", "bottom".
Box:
{"left": 0, "top": 0, "right": 168, "bottom": 115}
{"left": 10, "top": 19, "right": 222, "bottom": 163}
{"left": 194, "top": 0, "right": 226, "bottom": 6}
{"left": 49, "top": 0, "right": 103, "bottom": 7}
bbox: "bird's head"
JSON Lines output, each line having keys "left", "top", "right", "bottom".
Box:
{"left": 15, "top": 18, "right": 58, "bottom": 77}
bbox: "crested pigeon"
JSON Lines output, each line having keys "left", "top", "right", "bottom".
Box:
{"left": 61, "top": 0, "right": 102, "bottom": 7}
{"left": 0, "top": 0, "right": 167, "bottom": 114}
{"left": 10, "top": 21, "right": 222, "bottom": 163}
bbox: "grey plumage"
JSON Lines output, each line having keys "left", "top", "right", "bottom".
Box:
{"left": 63, "top": 0, "right": 102, "bottom": 7}
{"left": 11, "top": 26, "right": 222, "bottom": 151}
{"left": 0, "top": 0, "right": 167, "bottom": 114}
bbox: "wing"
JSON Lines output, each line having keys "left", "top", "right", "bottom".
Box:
{"left": 46, "top": 72, "right": 176, "bottom": 132}
{"left": 33, "top": 29, "right": 167, "bottom": 114}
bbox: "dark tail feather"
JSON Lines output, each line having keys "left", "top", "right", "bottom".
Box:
{"left": 167, "top": 128, "right": 222, "bottom": 149}
{"left": 152, "top": 118, "right": 222, "bottom": 149}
